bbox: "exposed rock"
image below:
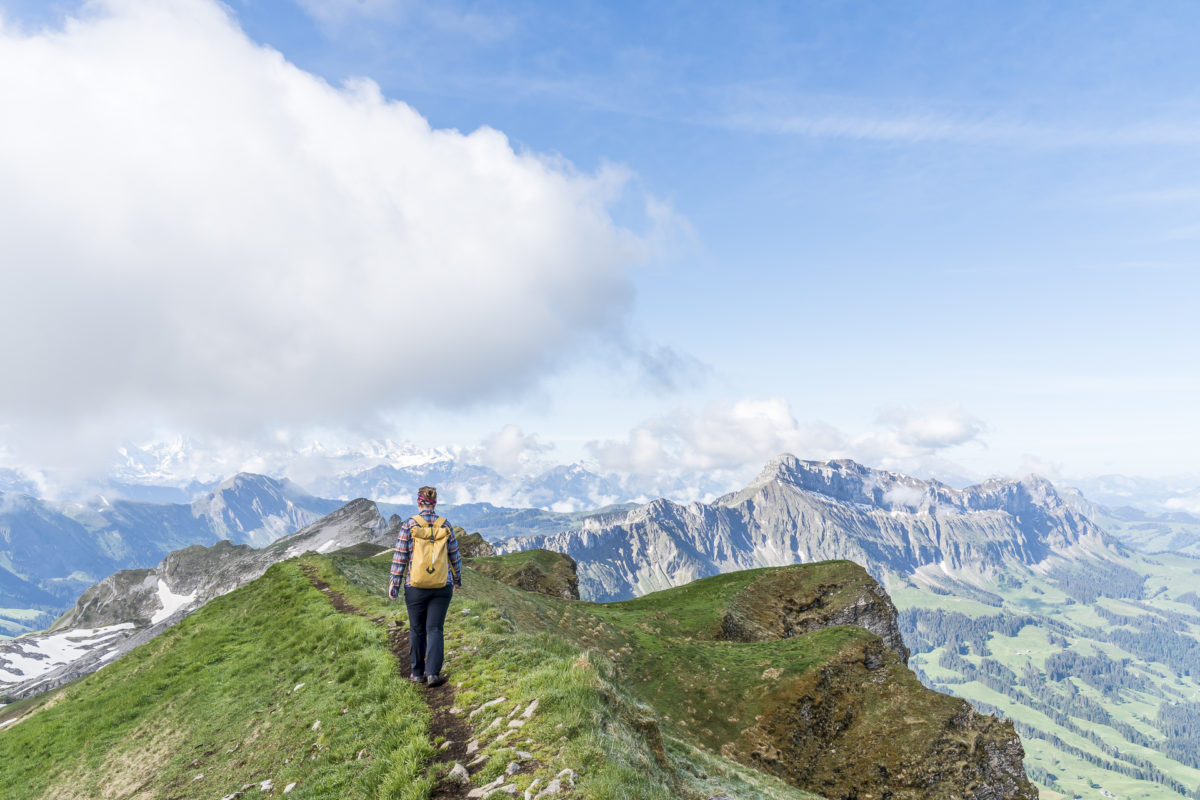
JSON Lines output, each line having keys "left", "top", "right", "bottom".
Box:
{"left": 469, "top": 550, "right": 580, "bottom": 600}
{"left": 726, "top": 638, "right": 1037, "bottom": 800}
{"left": 531, "top": 455, "right": 1112, "bottom": 602}
{"left": 718, "top": 563, "right": 910, "bottom": 662}
{"left": 448, "top": 762, "right": 470, "bottom": 783}
{"left": 457, "top": 530, "right": 496, "bottom": 558}
{"left": 469, "top": 697, "right": 507, "bottom": 718}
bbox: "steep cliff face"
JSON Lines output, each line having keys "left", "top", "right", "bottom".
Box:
{"left": 597, "top": 560, "right": 1036, "bottom": 800}
{"left": 718, "top": 565, "right": 910, "bottom": 662}
{"left": 534, "top": 454, "right": 1111, "bottom": 601}
{"left": 731, "top": 641, "right": 1036, "bottom": 800}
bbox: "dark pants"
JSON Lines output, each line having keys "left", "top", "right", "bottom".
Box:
{"left": 404, "top": 584, "right": 453, "bottom": 678}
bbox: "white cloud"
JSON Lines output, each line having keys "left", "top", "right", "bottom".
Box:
{"left": 0, "top": 0, "right": 654, "bottom": 468}
{"left": 883, "top": 485, "right": 924, "bottom": 508}
{"left": 470, "top": 424, "right": 552, "bottom": 476}
{"left": 852, "top": 406, "right": 985, "bottom": 461}
{"left": 1164, "top": 494, "right": 1200, "bottom": 516}
{"left": 588, "top": 399, "right": 986, "bottom": 479}
{"left": 587, "top": 398, "right": 846, "bottom": 475}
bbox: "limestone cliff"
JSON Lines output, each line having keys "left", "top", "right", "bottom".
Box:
{"left": 531, "top": 455, "right": 1113, "bottom": 601}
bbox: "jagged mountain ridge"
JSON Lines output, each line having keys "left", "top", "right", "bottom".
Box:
{"left": 0, "top": 498, "right": 390, "bottom": 701}
{"left": 0, "top": 474, "right": 341, "bottom": 625}
{"left": 528, "top": 454, "right": 1115, "bottom": 601}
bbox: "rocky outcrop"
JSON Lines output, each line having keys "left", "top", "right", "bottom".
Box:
{"left": 670, "top": 561, "right": 1036, "bottom": 797}
{"left": 469, "top": 550, "right": 580, "bottom": 600}
{"left": 718, "top": 562, "right": 910, "bottom": 662}
{"left": 531, "top": 454, "right": 1114, "bottom": 601}
{"left": 456, "top": 531, "right": 496, "bottom": 558}
{"left": 0, "top": 473, "right": 342, "bottom": 616}
{"left": 729, "top": 636, "right": 1037, "bottom": 800}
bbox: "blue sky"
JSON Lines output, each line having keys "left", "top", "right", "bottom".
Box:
{"left": 1, "top": 0, "right": 1198, "bottom": 494}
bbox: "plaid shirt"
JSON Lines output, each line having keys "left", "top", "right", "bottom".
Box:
{"left": 390, "top": 508, "right": 462, "bottom": 589}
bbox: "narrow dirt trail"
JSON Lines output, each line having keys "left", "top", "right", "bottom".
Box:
{"left": 301, "top": 566, "right": 475, "bottom": 799}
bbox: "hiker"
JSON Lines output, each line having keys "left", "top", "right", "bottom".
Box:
{"left": 388, "top": 485, "right": 462, "bottom": 687}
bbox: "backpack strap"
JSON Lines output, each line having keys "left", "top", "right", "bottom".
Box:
{"left": 433, "top": 517, "right": 447, "bottom": 536}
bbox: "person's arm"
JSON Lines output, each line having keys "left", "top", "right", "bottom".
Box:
{"left": 445, "top": 523, "right": 463, "bottom": 587}
{"left": 389, "top": 522, "right": 412, "bottom": 598}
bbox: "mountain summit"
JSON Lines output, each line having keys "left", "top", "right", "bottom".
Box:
{"left": 534, "top": 454, "right": 1112, "bottom": 600}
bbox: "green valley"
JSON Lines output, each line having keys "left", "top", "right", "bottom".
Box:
{"left": 896, "top": 552, "right": 1200, "bottom": 800}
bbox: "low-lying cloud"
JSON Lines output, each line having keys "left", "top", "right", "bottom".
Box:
{"left": 588, "top": 399, "right": 986, "bottom": 479}
{"left": 0, "top": 0, "right": 652, "bottom": 465}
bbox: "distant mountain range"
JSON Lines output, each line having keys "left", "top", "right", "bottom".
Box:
{"left": 4, "top": 453, "right": 1200, "bottom": 798}
{"left": 526, "top": 455, "right": 1117, "bottom": 601}
{"left": 0, "top": 474, "right": 340, "bottom": 636}
{"left": 6, "top": 453, "right": 1200, "bottom": 638}
{"left": 496, "top": 455, "right": 1200, "bottom": 800}
{"left": 0, "top": 499, "right": 391, "bottom": 701}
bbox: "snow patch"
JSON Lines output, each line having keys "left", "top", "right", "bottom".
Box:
{"left": 0, "top": 623, "right": 135, "bottom": 683}
{"left": 151, "top": 580, "right": 197, "bottom": 624}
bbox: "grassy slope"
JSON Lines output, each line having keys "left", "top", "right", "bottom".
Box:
{"left": 338, "top": 551, "right": 821, "bottom": 800}
{"left": 419, "top": 556, "right": 1026, "bottom": 800}
{"left": 895, "top": 551, "right": 1200, "bottom": 800}
{"left": 0, "top": 559, "right": 433, "bottom": 800}
{"left": 0, "top": 553, "right": 816, "bottom": 800}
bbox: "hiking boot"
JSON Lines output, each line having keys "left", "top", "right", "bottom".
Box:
{"left": 426, "top": 674, "right": 447, "bottom": 687}
{"left": 409, "top": 673, "right": 425, "bottom": 683}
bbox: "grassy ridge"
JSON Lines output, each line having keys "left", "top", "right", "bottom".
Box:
{"left": 335, "top": 551, "right": 821, "bottom": 800}
{"left": 1, "top": 549, "right": 1024, "bottom": 799}
{"left": 1, "top": 552, "right": 818, "bottom": 800}
{"left": 0, "top": 560, "right": 433, "bottom": 800}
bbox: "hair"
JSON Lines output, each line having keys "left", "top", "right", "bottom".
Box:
{"left": 417, "top": 486, "right": 438, "bottom": 507}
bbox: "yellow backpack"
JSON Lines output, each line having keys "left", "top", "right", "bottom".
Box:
{"left": 409, "top": 516, "right": 450, "bottom": 588}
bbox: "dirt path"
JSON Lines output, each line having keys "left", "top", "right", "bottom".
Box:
{"left": 301, "top": 566, "right": 475, "bottom": 799}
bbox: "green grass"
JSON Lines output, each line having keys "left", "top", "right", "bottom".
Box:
{"left": 1, "top": 549, "right": 1035, "bottom": 800}
{"left": 0, "top": 560, "right": 434, "bottom": 800}
{"left": 466, "top": 548, "right": 578, "bottom": 599}
{"left": 333, "top": 551, "right": 822, "bottom": 800}
{"left": 339, "top": 554, "right": 1024, "bottom": 800}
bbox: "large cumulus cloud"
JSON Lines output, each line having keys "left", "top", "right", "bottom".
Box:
{"left": 0, "top": 0, "right": 646, "bottom": 460}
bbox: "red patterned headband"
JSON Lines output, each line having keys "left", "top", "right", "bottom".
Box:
{"left": 417, "top": 490, "right": 436, "bottom": 506}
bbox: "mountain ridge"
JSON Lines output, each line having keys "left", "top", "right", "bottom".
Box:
{"left": 524, "top": 454, "right": 1113, "bottom": 603}
{"left": 0, "top": 498, "right": 390, "bottom": 701}
{"left": 0, "top": 547, "right": 1038, "bottom": 799}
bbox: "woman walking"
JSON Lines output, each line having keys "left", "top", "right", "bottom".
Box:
{"left": 388, "top": 486, "right": 462, "bottom": 687}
